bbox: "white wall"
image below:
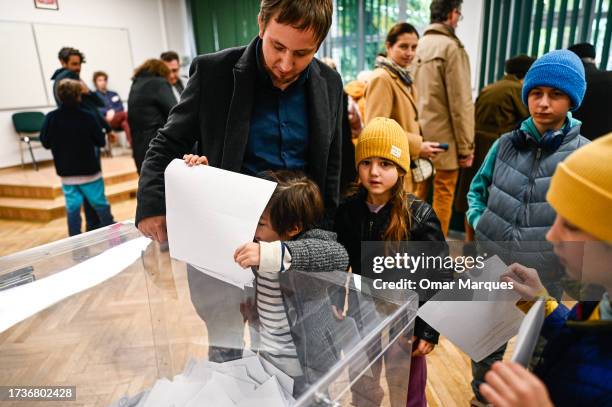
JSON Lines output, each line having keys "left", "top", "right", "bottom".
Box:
{"left": 161, "top": 0, "right": 195, "bottom": 62}
{"left": 0, "top": 0, "right": 191, "bottom": 168}
{"left": 456, "top": 0, "right": 485, "bottom": 98}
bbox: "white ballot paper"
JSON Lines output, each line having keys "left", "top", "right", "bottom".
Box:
{"left": 417, "top": 256, "right": 525, "bottom": 362}
{"left": 165, "top": 160, "right": 277, "bottom": 289}
{"left": 511, "top": 298, "right": 545, "bottom": 366}
{"left": 236, "top": 376, "right": 287, "bottom": 407}
{"left": 126, "top": 355, "right": 295, "bottom": 407}
{"left": 183, "top": 380, "right": 235, "bottom": 407}
{"left": 0, "top": 237, "right": 151, "bottom": 334}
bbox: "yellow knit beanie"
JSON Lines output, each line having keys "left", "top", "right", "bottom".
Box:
{"left": 355, "top": 117, "right": 410, "bottom": 173}
{"left": 546, "top": 133, "right": 612, "bottom": 241}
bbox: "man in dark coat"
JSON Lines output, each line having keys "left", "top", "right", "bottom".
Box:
{"left": 135, "top": 0, "right": 342, "bottom": 367}
{"left": 160, "top": 51, "right": 185, "bottom": 102}
{"left": 568, "top": 42, "right": 612, "bottom": 141}
{"left": 136, "top": 0, "right": 342, "bottom": 242}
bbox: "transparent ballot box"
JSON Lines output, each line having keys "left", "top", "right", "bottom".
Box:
{"left": 0, "top": 222, "right": 418, "bottom": 407}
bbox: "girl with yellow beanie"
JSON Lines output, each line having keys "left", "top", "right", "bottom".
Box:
{"left": 334, "top": 117, "right": 449, "bottom": 407}
{"left": 480, "top": 134, "right": 612, "bottom": 407}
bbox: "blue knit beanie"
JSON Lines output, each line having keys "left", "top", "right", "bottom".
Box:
{"left": 522, "top": 49, "right": 586, "bottom": 111}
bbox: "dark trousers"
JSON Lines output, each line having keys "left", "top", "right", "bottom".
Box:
{"left": 187, "top": 265, "right": 255, "bottom": 362}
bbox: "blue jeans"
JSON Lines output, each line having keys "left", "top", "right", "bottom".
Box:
{"left": 62, "top": 178, "right": 114, "bottom": 236}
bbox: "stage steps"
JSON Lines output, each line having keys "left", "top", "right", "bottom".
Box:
{"left": 0, "top": 157, "right": 138, "bottom": 221}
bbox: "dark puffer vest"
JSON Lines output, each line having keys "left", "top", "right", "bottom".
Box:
{"left": 475, "top": 125, "right": 589, "bottom": 275}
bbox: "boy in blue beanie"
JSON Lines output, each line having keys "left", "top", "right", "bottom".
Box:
{"left": 465, "top": 49, "right": 591, "bottom": 406}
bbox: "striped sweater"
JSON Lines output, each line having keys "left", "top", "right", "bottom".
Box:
{"left": 254, "top": 228, "right": 349, "bottom": 376}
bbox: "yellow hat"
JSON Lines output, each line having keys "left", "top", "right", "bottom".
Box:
{"left": 355, "top": 117, "right": 410, "bottom": 173}
{"left": 546, "top": 133, "right": 612, "bottom": 241}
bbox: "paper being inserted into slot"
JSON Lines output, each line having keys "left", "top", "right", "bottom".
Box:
{"left": 164, "top": 160, "right": 277, "bottom": 289}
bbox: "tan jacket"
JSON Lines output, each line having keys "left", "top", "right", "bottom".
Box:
{"left": 364, "top": 67, "right": 423, "bottom": 159}
{"left": 414, "top": 23, "right": 475, "bottom": 170}
{"left": 364, "top": 67, "right": 423, "bottom": 191}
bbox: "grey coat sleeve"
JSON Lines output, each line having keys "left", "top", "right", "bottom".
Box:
{"left": 283, "top": 237, "right": 349, "bottom": 273}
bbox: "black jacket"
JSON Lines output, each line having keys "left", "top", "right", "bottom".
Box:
{"left": 127, "top": 72, "right": 176, "bottom": 140}
{"left": 135, "top": 37, "right": 344, "bottom": 225}
{"left": 40, "top": 106, "right": 106, "bottom": 177}
{"left": 51, "top": 68, "right": 110, "bottom": 132}
{"left": 127, "top": 72, "right": 177, "bottom": 173}
{"left": 334, "top": 189, "right": 449, "bottom": 344}
{"left": 573, "top": 63, "right": 612, "bottom": 141}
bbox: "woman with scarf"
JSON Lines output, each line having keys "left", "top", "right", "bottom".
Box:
{"left": 364, "top": 22, "right": 444, "bottom": 192}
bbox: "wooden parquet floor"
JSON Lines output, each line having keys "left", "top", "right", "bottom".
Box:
{"left": 0, "top": 199, "right": 487, "bottom": 407}
{"left": 0, "top": 247, "right": 210, "bottom": 407}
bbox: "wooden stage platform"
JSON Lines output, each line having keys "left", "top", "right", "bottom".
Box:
{"left": 0, "top": 156, "right": 138, "bottom": 221}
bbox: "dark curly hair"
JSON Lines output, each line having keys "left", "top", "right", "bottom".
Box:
{"left": 58, "top": 47, "right": 86, "bottom": 64}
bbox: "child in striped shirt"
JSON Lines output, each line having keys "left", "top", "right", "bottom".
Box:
{"left": 233, "top": 170, "right": 349, "bottom": 392}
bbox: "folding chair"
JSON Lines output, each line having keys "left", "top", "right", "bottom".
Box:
{"left": 12, "top": 111, "right": 46, "bottom": 171}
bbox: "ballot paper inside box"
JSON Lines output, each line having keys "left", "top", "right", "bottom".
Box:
{"left": 0, "top": 222, "right": 418, "bottom": 407}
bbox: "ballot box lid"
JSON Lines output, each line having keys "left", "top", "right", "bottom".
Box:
{"left": 0, "top": 222, "right": 418, "bottom": 407}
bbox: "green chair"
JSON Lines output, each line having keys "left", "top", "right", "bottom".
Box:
{"left": 12, "top": 111, "right": 46, "bottom": 171}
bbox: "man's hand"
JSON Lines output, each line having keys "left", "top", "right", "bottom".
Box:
{"left": 138, "top": 215, "right": 167, "bottom": 243}
{"left": 234, "top": 242, "right": 260, "bottom": 269}
{"left": 501, "top": 263, "right": 546, "bottom": 301}
{"left": 105, "top": 109, "right": 116, "bottom": 122}
{"left": 480, "top": 362, "right": 554, "bottom": 407}
{"left": 459, "top": 153, "right": 475, "bottom": 168}
{"left": 411, "top": 336, "right": 435, "bottom": 356}
{"left": 419, "top": 141, "right": 446, "bottom": 159}
{"left": 183, "top": 154, "right": 208, "bottom": 166}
